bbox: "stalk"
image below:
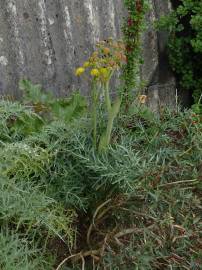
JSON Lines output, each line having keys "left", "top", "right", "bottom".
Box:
{"left": 104, "top": 81, "right": 113, "bottom": 147}
{"left": 105, "top": 114, "right": 114, "bottom": 148}
{"left": 104, "top": 81, "right": 111, "bottom": 112}
{"left": 99, "top": 80, "right": 121, "bottom": 152}
{"left": 91, "top": 81, "right": 98, "bottom": 148}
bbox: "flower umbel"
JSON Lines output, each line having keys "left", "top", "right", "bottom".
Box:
{"left": 99, "top": 67, "right": 111, "bottom": 82}
{"left": 83, "top": 61, "right": 90, "bottom": 68}
{"left": 90, "top": 69, "right": 100, "bottom": 77}
{"left": 75, "top": 39, "right": 126, "bottom": 82}
{"left": 75, "top": 67, "right": 85, "bottom": 76}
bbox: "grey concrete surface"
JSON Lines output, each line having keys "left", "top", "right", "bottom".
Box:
{"left": 0, "top": 0, "right": 176, "bottom": 107}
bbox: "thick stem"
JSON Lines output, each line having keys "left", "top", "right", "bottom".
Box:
{"left": 104, "top": 81, "right": 111, "bottom": 112}
{"left": 104, "top": 81, "right": 113, "bottom": 146}
{"left": 99, "top": 81, "right": 117, "bottom": 152}
{"left": 92, "top": 101, "right": 97, "bottom": 147}
{"left": 105, "top": 114, "right": 114, "bottom": 147}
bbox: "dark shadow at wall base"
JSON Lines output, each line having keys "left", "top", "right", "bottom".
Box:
{"left": 177, "top": 87, "right": 194, "bottom": 109}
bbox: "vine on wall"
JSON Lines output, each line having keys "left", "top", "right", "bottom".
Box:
{"left": 122, "top": 0, "right": 149, "bottom": 107}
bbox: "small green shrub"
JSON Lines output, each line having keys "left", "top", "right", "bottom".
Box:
{"left": 26, "top": 119, "right": 92, "bottom": 210}
{"left": 0, "top": 145, "right": 75, "bottom": 244}
{"left": 0, "top": 100, "right": 43, "bottom": 142}
{"left": 0, "top": 142, "right": 50, "bottom": 179}
{"left": 20, "top": 79, "right": 87, "bottom": 122}
{"left": 0, "top": 92, "right": 80, "bottom": 268}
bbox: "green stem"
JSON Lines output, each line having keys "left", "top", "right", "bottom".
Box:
{"left": 99, "top": 81, "right": 121, "bottom": 152}
{"left": 91, "top": 81, "right": 98, "bottom": 148}
{"left": 104, "top": 81, "right": 113, "bottom": 147}
{"left": 105, "top": 114, "right": 114, "bottom": 147}
{"left": 104, "top": 81, "right": 111, "bottom": 112}
{"left": 92, "top": 102, "right": 97, "bottom": 148}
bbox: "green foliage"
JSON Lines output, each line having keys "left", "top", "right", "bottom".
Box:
{"left": 0, "top": 87, "right": 84, "bottom": 268}
{"left": 0, "top": 140, "right": 75, "bottom": 241}
{"left": 53, "top": 105, "right": 201, "bottom": 270}
{"left": 26, "top": 119, "right": 93, "bottom": 210}
{"left": 20, "top": 79, "right": 53, "bottom": 105}
{"left": 0, "top": 142, "right": 50, "bottom": 179}
{"left": 0, "top": 100, "right": 43, "bottom": 142}
{"left": 0, "top": 81, "right": 201, "bottom": 269}
{"left": 157, "top": 0, "right": 202, "bottom": 106}
{"left": 0, "top": 231, "right": 53, "bottom": 270}
{"left": 20, "top": 79, "right": 87, "bottom": 122}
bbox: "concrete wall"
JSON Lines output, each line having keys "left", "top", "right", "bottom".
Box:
{"left": 0, "top": 0, "right": 176, "bottom": 107}
{"left": 142, "top": 0, "right": 176, "bottom": 110}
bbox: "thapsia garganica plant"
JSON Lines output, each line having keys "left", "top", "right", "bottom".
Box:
{"left": 0, "top": 95, "right": 201, "bottom": 269}
{"left": 44, "top": 106, "right": 202, "bottom": 269}
{"left": 75, "top": 39, "right": 126, "bottom": 152}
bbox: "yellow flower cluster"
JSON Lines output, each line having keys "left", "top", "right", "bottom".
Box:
{"left": 90, "top": 68, "right": 100, "bottom": 77}
{"left": 75, "top": 39, "right": 126, "bottom": 83}
{"left": 75, "top": 67, "right": 85, "bottom": 76}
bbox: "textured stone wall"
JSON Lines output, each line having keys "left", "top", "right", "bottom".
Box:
{"left": 142, "top": 0, "right": 176, "bottom": 110}
{"left": 0, "top": 0, "right": 176, "bottom": 107}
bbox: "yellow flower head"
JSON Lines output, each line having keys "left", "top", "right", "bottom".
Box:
{"left": 75, "top": 67, "right": 85, "bottom": 76}
{"left": 83, "top": 61, "right": 90, "bottom": 68}
{"left": 90, "top": 68, "right": 100, "bottom": 77}
{"left": 138, "top": 95, "right": 147, "bottom": 104}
